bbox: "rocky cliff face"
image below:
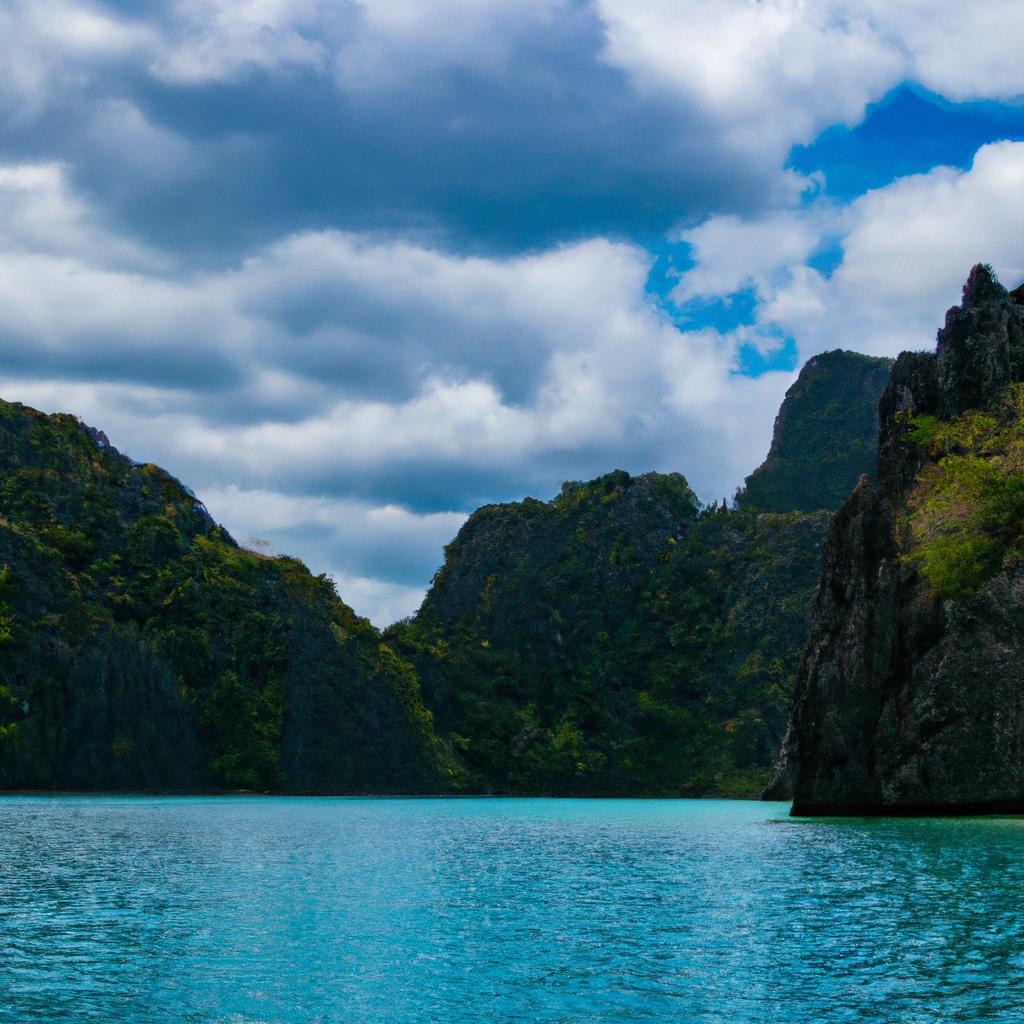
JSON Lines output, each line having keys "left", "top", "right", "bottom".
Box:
{"left": 769, "top": 266, "right": 1024, "bottom": 814}
{"left": 739, "top": 350, "right": 893, "bottom": 513}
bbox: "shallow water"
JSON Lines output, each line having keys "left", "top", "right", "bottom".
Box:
{"left": 0, "top": 797, "right": 1022, "bottom": 1023}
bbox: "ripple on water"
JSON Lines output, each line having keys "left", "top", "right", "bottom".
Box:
{"left": 0, "top": 797, "right": 1022, "bottom": 1023}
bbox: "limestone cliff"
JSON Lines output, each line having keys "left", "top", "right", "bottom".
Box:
{"left": 0, "top": 400, "right": 454, "bottom": 793}
{"left": 769, "top": 265, "right": 1024, "bottom": 814}
{"left": 739, "top": 350, "right": 893, "bottom": 513}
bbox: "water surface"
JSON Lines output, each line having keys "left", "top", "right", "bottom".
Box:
{"left": 1, "top": 797, "right": 1022, "bottom": 1022}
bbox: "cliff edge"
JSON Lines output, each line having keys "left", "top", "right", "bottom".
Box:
{"left": 769, "top": 265, "right": 1024, "bottom": 814}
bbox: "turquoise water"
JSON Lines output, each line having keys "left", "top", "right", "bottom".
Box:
{"left": 1, "top": 798, "right": 1023, "bottom": 1023}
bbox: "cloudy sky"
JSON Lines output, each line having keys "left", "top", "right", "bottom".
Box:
{"left": 3, "top": 1, "right": 1024, "bottom": 624}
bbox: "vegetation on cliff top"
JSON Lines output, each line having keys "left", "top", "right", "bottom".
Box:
{"left": 389, "top": 471, "right": 828, "bottom": 796}
{"left": 902, "top": 383, "right": 1024, "bottom": 598}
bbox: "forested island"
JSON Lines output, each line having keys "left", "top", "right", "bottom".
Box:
{"left": 3, "top": 268, "right": 1024, "bottom": 809}
{"left": 0, "top": 346, "right": 889, "bottom": 795}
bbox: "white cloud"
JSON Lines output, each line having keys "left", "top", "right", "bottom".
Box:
{"left": 0, "top": 161, "right": 795, "bottom": 618}
{"left": 326, "top": 574, "right": 431, "bottom": 629}
{"left": 597, "top": 0, "right": 1024, "bottom": 166}
{"left": 863, "top": 1, "right": 1024, "bottom": 102}
{"left": 673, "top": 211, "right": 827, "bottom": 302}
{"left": 777, "top": 142, "right": 1024, "bottom": 358}
{"left": 0, "top": 0, "right": 153, "bottom": 120}
{"left": 678, "top": 141, "right": 1024, "bottom": 366}
{"left": 0, "top": 162, "right": 161, "bottom": 269}
{"left": 598, "top": 0, "right": 902, "bottom": 157}
{"left": 198, "top": 484, "right": 466, "bottom": 625}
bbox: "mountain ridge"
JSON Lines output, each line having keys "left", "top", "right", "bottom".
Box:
{"left": 0, "top": 399, "right": 455, "bottom": 793}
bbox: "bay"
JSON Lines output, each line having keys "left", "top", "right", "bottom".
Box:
{"left": 0, "top": 796, "right": 1022, "bottom": 1023}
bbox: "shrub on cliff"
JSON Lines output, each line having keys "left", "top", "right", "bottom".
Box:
{"left": 903, "top": 384, "right": 1024, "bottom": 597}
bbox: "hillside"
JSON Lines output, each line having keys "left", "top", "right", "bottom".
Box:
{"left": 0, "top": 401, "right": 454, "bottom": 793}
{"left": 738, "top": 349, "right": 894, "bottom": 512}
{"left": 388, "top": 348, "right": 892, "bottom": 796}
{"left": 388, "top": 474, "right": 826, "bottom": 796}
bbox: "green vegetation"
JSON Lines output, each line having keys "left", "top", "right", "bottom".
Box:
{"left": 0, "top": 400, "right": 454, "bottom": 792}
{"left": 385, "top": 351, "right": 896, "bottom": 796}
{"left": 738, "top": 350, "right": 893, "bottom": 513}
{"left": 389, "top": 472, "right": 828, "bottom": 796}
{"left": 0, "top": 343, "right": 894, "bottom": 795}
{"left": 903, "top": 385, "right": 1024, "bottom": 598}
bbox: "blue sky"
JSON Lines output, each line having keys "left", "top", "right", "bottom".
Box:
{"left": 1, "top": 1, "right": 1024, "bottom": 624}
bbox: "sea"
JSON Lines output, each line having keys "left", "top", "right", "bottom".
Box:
{"left": 1, "top": 796, "right": 1021, "bottom": 1022}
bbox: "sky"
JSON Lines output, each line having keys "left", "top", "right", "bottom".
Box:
{"left": 2, "top": 1, "right": 1024, "bottom": 626}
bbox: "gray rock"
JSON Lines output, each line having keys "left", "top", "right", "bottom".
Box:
{"left": 768, "top": 265, "right": 1024, "bottom": 814}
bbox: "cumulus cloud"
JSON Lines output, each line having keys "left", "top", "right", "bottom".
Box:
{"left": 0, "top": 162, "right": 156, "bottom": 267}
{"left": 198, "top": 484, "right": 466, "bottom": 624}
{"left": 0, "top": 1, "right": 958, "bottom": 258}
{"left": 4, "top": 1, "right": 1024, "bottom": 623}
{"left": 0, "top": 0, "right": 771, "bottom": 254}
{"left": 598, "top": 0, "right": 901, "bottom": 157}
{"left": 673, "top": 212, "right": 827, "bottom": 303}
{"left": 0, "top": 161, "right": 794, "bottom": 621}
{"left": 1, "top": 0, "right": 1020, "bottom": 260}
{"left": 0, "top": 0, "right": 153, "bottom": 120}
{"left": 867, "top": 2, "right": 1024, "bottom": 102}
{"left": 678, "top": 141, "right": 1024, "bottom": 366}
{"left": 598, "top": 0, "right": 1024, "bottom": 159}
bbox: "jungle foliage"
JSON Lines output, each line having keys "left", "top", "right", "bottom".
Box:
{"left": 0, "top": 400, "right": 453, "bottom": 792}
{"left": 389, "top": 472, "right": 829, "bottom": 797}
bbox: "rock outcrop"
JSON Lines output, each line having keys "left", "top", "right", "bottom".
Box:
{"left": 739, "top": 350, "right": 894, "bottom": 513}
{"left": 769, "top": 265, "right": 1024, "bottom": 814}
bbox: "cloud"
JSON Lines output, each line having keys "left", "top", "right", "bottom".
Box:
{"left": 868, "top": 3, "right": 1024, "bottom": 102}
{"left": 678, "top": 140, "right": 1024, "bottom": 366}
{"left": 198, "top": 484, "right": 466, "bottom": 624}
{"left": 2, "top": 0, "right": 772, "bottom": 255}
{"left": 598, "top": 0, "right": 902, "bottom": 157}
{"left": 2, "top": 0, "right": 1021, "bottom": 261}
{"left": 0, "top": 0, "right": 153, "bottom": 120}
{"left": 0, "top": 158, "right": 789, "bottom": 497}
{"left": 0, "top": 160, "right": 169, "bottom": 275}
{"left": 598, "top": 1, "right": 1024, "bottom": 161}
{"left": 5, "top": 1, "right": 1024, "bottom": 623}
{"left": 673, "top": 212, "right": 827, "bottom": 303}
{"left": 149, "top": 0, "right": 335, "bottom": 85}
